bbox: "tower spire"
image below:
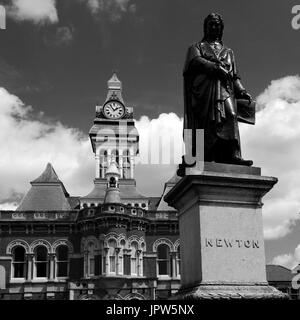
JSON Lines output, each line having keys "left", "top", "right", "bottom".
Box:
{"left": 106, "top": 72, "right": 123, "bottom": 103}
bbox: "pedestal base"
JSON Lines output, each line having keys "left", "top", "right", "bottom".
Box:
{"left": 165, "top": 162, "right": 288, "bottom": 300}
{"left": 172, "top": 283, "right": 287, "bottom": 300}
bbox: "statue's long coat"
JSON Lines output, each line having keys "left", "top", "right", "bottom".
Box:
{"left": 183, "top": 41, "right": 255, "bottom": 160}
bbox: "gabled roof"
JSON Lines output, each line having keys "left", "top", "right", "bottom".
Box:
{"left": 16, "top": 163, "right": 71, "bottom": 211}
{"left": 148, "top": 197, "right": 161, "bottom": 211}
{"left": 266, "top": 264, "right": 293, "bottom": 282}
{"left": 156, "top": 173, "right": 180, "bottom": 211}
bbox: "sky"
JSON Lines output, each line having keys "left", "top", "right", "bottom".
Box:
{"left": 0, "top": 0, "right": 300, "bottom": 267}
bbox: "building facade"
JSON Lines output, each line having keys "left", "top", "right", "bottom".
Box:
{"left": 0, "top": 74, "right": 181, "bottom": 300}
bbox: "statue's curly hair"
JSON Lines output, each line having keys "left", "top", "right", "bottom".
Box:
{"left": 202, "top": 13, "right": 224, "bottom": 42}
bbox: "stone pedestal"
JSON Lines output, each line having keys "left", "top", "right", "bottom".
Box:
{"left": 164, "top": 162, "right": 287, "bottom": 299}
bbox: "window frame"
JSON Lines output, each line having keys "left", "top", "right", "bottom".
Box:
{"left": 11, "top": 246, "right": 27, "bottom": 281}
{"left": 55, "top": 245, "right": 69, "bottom": 279}
{"left": 157, "top": 244, "right": 171, "bottom": 278}
{"left": 33, "top": 245, "right": 49, "bottom": 280}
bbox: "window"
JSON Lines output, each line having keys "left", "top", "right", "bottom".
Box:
{"left": 12, "top": 246, "right": 26, "bottom": 279}
{"left": 34, "top": 246, "right": 48, "bottom": 278}
{"left": 131, "top": 242, "right": 138, "bottom": 276}
{"left": 123, "top": 150, "right": 130, "bottom": 179}
{"left": 100, "top": 150, "right": 108, "bottom": 178}
{"left": 109, "top": 177, "right": 117, "bottom": 188}
{"left": 111, "top": 149, "right": 119, "bottom": 165}
{"left": 87, "top": 242, "right": 95, "bottom": 277}
{"left": 56, "top": 246, "right": 69, "bottom": 278}
{"left": 157, "top": 244, "right": 171, "bottom": 276}
{"left": 108, "top": 240, "right": 117, "bottom": 274}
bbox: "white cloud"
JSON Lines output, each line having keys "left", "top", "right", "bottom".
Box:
{"left": 0, "top": 87, "right": 94, "bottom": 208}
{"left": 83, "top": 0, "right": 133, "bottom": 22}
{"left": 240, "top": 75, "right": 300, "bottom": 240}
{"left": 272, "top": 244, "right": 300, "bottom": 269}
{"left": 44, "top": 26, "right": 74, "bottom": 47}
{"left": 0, "top": 88, "right": 183, "bottom": 209}
{"left": 7, "top": 0, "right": 58, "bottom": 24}
{"left": 135, "top": 113, "right": 184, "bottom": 165}
{"left": 0, "top": 202, "right": 18, "bottom": 210}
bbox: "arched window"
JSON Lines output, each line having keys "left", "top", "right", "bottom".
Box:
{"left": 123, "top": 150, "right": 131, "bottom": 179}
{"left": 111, "top": 149, "right": 119, "bottom": 165}
{"left": 176, "top": 246, "right": 181, "bottom": 276}
{"left": 34, "top": 246, "right": 49, "bottom": 278}
{"left": 12, "top": 246, "right": 26, "bottom": 279}
{"left": 56, "top": 246, "right": 69, "bottom": 278}
{"left": 100, "top": 150, "right": 108, "bottom": 178}
{"left": 157, "top": 244, "right": 171, "bottom": 276}
{"left": 108, "top": 239, "right": 117, "bottom": 274}
{"left": 130, "top": 242, "right": 138, "bottom": 276}
{"left": 87, "top": 242, "right": 95, "bottom": 277}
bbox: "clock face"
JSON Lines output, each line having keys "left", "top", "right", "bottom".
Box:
{"left": 103, "top": 101, "right": 125, "bottom": 119}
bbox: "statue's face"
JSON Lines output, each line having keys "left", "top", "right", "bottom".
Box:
{"left": 206, "top": 18, "right": 222, "bottom": 39}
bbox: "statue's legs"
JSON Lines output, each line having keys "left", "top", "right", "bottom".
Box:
{"left": 213, "top": 98, "right": 253, "bottom": 166}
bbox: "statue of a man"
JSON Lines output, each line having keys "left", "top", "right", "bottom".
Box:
{"left": 180, "top": 13, "right": 255, "bottom": 174}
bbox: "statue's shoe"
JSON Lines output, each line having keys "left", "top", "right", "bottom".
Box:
{"left": 231, "top": 156, "right": 253, "bottom": 166}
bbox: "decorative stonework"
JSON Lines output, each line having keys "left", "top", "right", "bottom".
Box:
{"left": 174, "top": 239, "right": 180, "bottom": 251}
{"left": 153, "top": 238, "right": 174, "bottom": 252}
{"left": 6, "top": 239, "right": 30, "bottom": 254}
{"left": 81, "top": 236, "right": 100, "bottom": 252}
{"left": 128, "top": 235, "right": 146, "bottom": 251}
{"left": 12, "top": 213, "right": 25, "bottom": 220}
{"left": 103, "top": 232, "right": 126, "bottom": 248}
{"left": 52, "top": 239, "right": 74, "bottom": 254}
{"left": 123, "top": 293, "right": 146, "bottom": 300}
{"left": 30, "top": 239, "right": 52, "bottom": 253}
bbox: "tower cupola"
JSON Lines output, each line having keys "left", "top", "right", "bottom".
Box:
{"left": 103, "top": 162, "right": 121, "bottom": 204}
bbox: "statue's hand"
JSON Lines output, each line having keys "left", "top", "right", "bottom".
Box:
{"left": 239, "top": 90, "right": 252, "bottom": 103}
{"left": 215, "top": 65, "right": 229, "bottom": 81}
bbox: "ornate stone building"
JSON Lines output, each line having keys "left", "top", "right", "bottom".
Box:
{"left": 0, "top": 74, "right": 181, "bottom": 300}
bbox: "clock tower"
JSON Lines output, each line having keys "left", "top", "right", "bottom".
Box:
{"left": 81, "top": 73, "right": 148, "bottom": 209}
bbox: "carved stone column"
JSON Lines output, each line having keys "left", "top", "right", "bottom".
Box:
{"left": 26, "top": 254, "right": 34, "bottom": 281}
{"left": 49, "top": 253, "right": 55, "bottom": 281}
{"left": 115, "top": 248, "right": 120, "bottom": 275}
{"left": 104, "top": 248, "right": 109, "bottom": 275}
{"left": 95, "top": 154, "right": 100, "bottom": 179}
{"left": 171, "top": 252, "right": 176, "bottom": 278}
{"left": 119, "top": 156, "right": 124, "bottom": 179}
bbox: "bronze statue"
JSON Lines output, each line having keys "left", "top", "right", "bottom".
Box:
{"left": 178, "top": 13, "right": 255, "bottom": 175}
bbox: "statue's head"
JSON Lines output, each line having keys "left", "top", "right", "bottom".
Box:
{"left": 203, "top": 13, "right": 224, "bottom": 42}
